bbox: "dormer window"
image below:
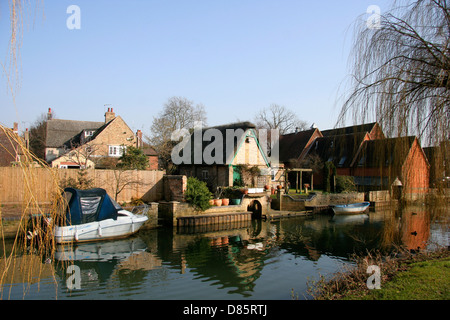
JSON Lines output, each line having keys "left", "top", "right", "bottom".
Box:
{"left": 84, "top": 130, "right": 95, "bottom": 138}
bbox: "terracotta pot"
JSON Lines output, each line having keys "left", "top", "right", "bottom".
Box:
{"left": 277, "top": 185, "right": 282, "bottom": 190}
{"left": 209, "top": 199, "right": 214, "bottom": 206}
{"left": 241, "top": 188, "right": 248, "bottom": 195}
{"left": 214, "top": 199, "right": 222, "bottom": 206}
{"left": 264, "top": 185, "right": 269, "bottom": 190}
{"left": 222, "top": 198, "right": 229, "bottom": 206}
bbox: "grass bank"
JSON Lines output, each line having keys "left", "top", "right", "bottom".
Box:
{"left": 309, "top": 247, "right": 449, "bottom": 300}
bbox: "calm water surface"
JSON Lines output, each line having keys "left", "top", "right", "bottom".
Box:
{"left": 1, "top": 206, "right": 448, "bottom": 300}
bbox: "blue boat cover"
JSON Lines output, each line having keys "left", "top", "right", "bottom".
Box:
{"left": 62, "top": 188, "right": 120, "bottom": 225}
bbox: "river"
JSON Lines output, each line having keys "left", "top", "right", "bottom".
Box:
{"left": 0, "top": 205, "right": 448, "bottom": 300}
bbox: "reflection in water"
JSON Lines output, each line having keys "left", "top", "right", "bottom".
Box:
{"left": 0, "top": 205, "right": 448, "bottom": 300}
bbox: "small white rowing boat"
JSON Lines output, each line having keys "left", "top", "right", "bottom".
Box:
{"left": 331, "top": 202, "right": 370, "bottom": 215}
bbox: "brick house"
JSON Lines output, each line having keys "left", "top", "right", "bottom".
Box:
{"left": 0, "top": 123, "right": 27, "bottom": 166}
{"left": 286, "top": 122, "right": 384, "bottom": 190}
{"left": 278, "top": 127, "right": 322, "bottom": 190}
{"left": 136, "top": 129, "right": 159, "bottom": 170}
{"left": 423, "top": 140, "right": 450, "bottom": 187}
{"left": 279, "top": 127, "right": 323, "bottom": 167}
{"left": 44, "top": 108, "right": 104, "bottom": 164}
{"left": 177, "top": 122, "right": 271, "bottom": 190}
{"left": 351, "top": 136, "right": 430, "bottom": 199}
{"left": 321, "top": 122, "right": 385, "bottom": 140}
{"left": 49, "top": 108, "right": 156, "bottom": 169}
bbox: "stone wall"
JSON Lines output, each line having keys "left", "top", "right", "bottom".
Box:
{"left": 272, "top": 191, "right": 366, "bottom": 211}
{"left": 127, "top": 202, "right": 159, "bottom": 229}
{"left": 307, "top": 192, "right": 365, "bottom": 206}
{"left": 158, "top": 192, "right": 271, "bottom": 226}
{"left": 158, "top": 201, "right": 247, "bottom": 226}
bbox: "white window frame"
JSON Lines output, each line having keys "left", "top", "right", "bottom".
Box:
{"left": 84, "top": 130, "right": 95, "bottom": 138}
{"left": 108, "top": 145, "right": 126, "bottom": 157}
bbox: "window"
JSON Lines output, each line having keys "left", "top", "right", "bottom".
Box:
{"left": 84, "top": 130, "right": 95, "bottom": 138}
{"left": 109, "top": 145, "right": 126, "bottom": 157}
{"left": 338, "top": 156, "right": 347, "bottom": 167}
{"left": 271, "top": 169, "right": 278, "bottom": 181}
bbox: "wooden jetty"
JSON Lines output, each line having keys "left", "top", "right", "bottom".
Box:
{"left": 176, "top": 211, "right": 252, "bottom": 228}
{"left": 265, "top": 210, "right": 312, "bottom": 220}
{"left": 305, "top": 205, "right": 332, "bottom": 214}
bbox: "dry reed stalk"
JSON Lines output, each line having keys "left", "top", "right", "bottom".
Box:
{"left": 0, "top": 124, "right": 68, "bottom": 299}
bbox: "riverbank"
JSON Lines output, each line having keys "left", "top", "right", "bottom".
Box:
{"left": 308, "top": 247, "right": 449, "bottom": 300}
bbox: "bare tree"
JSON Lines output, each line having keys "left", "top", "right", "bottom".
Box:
{"left": 254, "top": 104, "right": 307, "bottom": 135}
{"left": 62, "top": 142, "right": 101, "bottom": 168}
{"left": 148, "top": 96, "right": 207, "bottom": 172}
{"left": 28, "top": 112, "right": 51, "bottom": 160}
{"left": 340, "top": 0, "right": 450, "bottom": 146}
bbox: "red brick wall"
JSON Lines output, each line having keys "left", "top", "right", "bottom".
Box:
{"left": 148, "top": 155, "right": 159, "bottom": 170}
{"left": 402, "top": 139, "right": 429, "bottom": 194}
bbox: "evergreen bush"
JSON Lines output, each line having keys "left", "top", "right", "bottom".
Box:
{"left": 184, "top": 177, "right": 213, "bottom": 211}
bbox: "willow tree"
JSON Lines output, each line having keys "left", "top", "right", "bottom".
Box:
{"left": 1, "top": 1, "right": 64, "bottom": 298}
{"left": 340, "top": 0, "right": 450, "bottom": 146}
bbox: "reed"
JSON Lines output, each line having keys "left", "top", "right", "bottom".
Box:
{"left": 307, "top": 246, "right": 449, "bottom": 300}
{"left": 0, "top": 124, "right": 68, "bottom": 299}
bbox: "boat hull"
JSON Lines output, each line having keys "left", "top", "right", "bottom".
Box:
{"left": 331, "top": 202, "right": 370, "bottom": 215}
{"left": 54, "top": 210, "right": 148, "bottom": 244}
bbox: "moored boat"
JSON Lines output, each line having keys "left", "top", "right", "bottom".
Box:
{"left": 53, "top": 188, "right": 148, "bottom": 244}
{"left": 331, "top": 202, "right": 370, "bottom": 215}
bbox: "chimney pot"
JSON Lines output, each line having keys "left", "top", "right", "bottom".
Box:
{"left": 105, "top": 107, "right": 116, "bottom": 123}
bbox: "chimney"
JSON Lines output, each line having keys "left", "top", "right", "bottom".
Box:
{"left": 47, "top": 108, "right": 53, "bottom": 120}
{"left": 105, "top": 107, "right": 116, "bottom": 124}
{"left": 136, "top": 130, "right": 143, "bottom": 148}
{"left": 13, "top": 122, "right": 18, "bottom": 134}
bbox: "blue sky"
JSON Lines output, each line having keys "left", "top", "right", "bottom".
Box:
{"left": 1, "top": 0, "right": 392, "bottom": 135}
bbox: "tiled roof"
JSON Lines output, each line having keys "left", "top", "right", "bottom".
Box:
{"left": 45, "top": 119, "right": 104, "bottom": 148}
{"left": 278, "top": 129, "right": 317, "bottom": 163}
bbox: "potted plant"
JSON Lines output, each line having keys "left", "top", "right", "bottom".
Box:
{"left": 222, "top": 198, "right": 229, "bottom": 206}
{"left": 231, "top": 198, "right": 241, "bottom": 205}
{"left": 214, "top": 199, "right": 222, "bottom": 206}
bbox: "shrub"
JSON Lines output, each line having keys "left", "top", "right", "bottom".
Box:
{"left": 336, "top": 176, "right": 356, "bottom": 193}
{"left": 184, "top": 177, "right": 213, "bottom": 211}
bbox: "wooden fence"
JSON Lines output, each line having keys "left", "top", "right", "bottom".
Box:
{"left": 0, "top": 167, "right": 165, "bottom": 205}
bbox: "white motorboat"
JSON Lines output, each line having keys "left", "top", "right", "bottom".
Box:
{"left": 53, "top": 188, "right": 148, "bottom": 244}
{"left": 331, "top": 202, "right": 370, "bottom": 215}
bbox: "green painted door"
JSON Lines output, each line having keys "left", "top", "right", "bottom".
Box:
{"left": 232, "top": 165, "right": 241, "bottom": 186}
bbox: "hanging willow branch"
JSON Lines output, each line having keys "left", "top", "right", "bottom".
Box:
{"left": 340, "top": 0, "right": 450, "bottom": 146}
